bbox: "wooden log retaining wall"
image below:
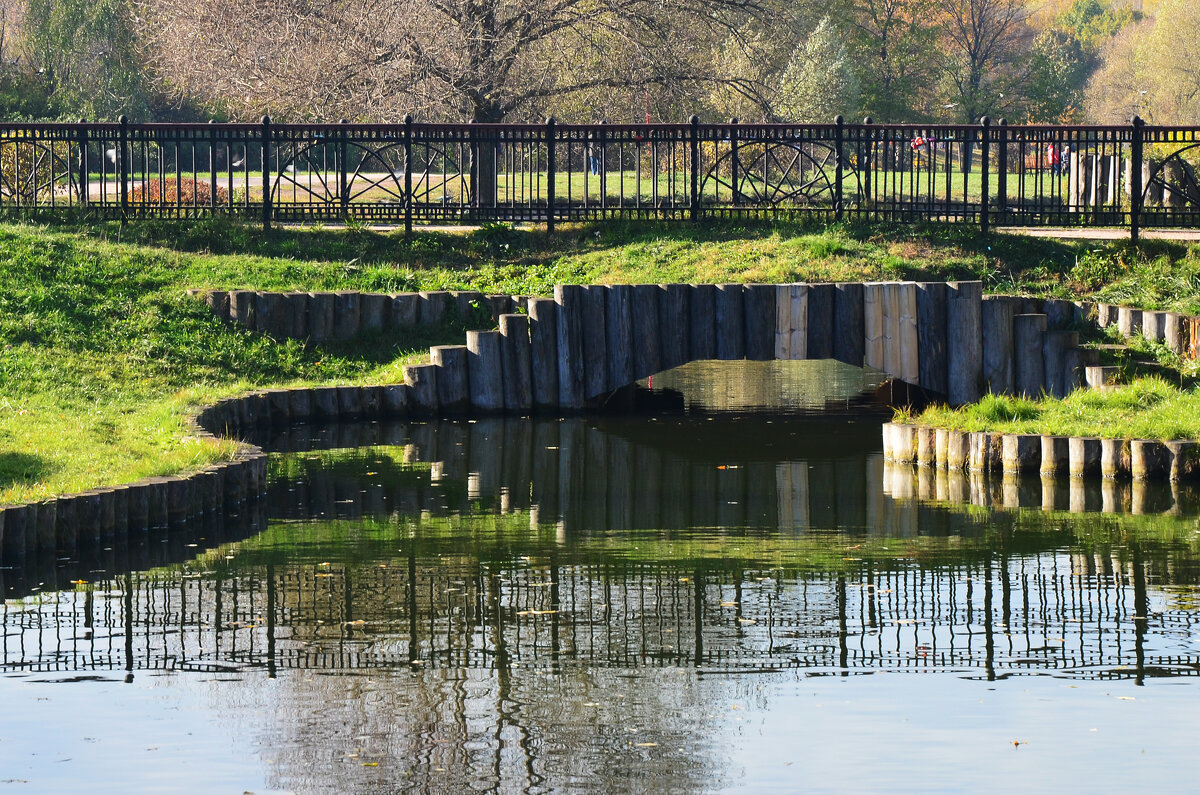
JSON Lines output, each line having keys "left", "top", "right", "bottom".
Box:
{"left": 882, "top": 422, "right": 1200, "bottom": 484}
{"left": 197, "top": 282, "right": 1200, "bottom": 410}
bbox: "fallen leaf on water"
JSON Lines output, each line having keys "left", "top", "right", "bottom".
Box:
{"left": 362, "top": 762, "right": 379, "bottom": 767}
{"left": 635, "top": 743, "right": 658, "bottom": 748}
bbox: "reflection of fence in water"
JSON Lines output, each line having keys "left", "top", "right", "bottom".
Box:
{"left": 3, "top": 547, "right": 1194, "bottom": 681}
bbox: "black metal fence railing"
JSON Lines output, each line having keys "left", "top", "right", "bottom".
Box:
{"left": 1, "top": 115, "right": 1197, "bottom": 239}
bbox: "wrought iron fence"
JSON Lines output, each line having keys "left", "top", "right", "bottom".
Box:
{"left": 1, "top": 115, "right": 1198, "bottom": 239}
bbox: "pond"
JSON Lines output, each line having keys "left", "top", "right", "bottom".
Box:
{"left": 3, "top": 362, "right": 1200, "bottom": 792}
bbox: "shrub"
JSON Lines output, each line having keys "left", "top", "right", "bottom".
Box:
{"left": 130, "top": 177, "right": 228, "bottom": 205}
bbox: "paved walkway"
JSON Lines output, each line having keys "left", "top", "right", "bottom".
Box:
{"left": 997, "top": 227, "right": 1200, "bottom": 242}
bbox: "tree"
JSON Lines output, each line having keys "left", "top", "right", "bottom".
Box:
{"left": 775, "top": 17, "right": 861, "bottom": 122}
{"left": 140, "top": 0, "right": 768, "bottom": 123}
{"left": 931, "top": 0, "right": 1032, "bottom": 123}
{"left": 842, "top": 0, "right": 939, "bottom": 121}
{"left": 1086, "top": 0, "right": 1200, "bottom": 123}
{"left": 25, "top": 0, "right": 152, "bottom": 120}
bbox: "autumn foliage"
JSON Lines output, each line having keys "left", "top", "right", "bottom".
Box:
{"left": 130, "top": 177, "right": 228, "bottom": 204}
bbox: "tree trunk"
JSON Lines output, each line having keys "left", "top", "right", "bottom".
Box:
{"left": 472, "top": 100, "right": 504, "bottom": 212}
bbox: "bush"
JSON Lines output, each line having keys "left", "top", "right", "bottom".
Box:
{"left": 129, "top": 177, "right": 228, "bottom": 205}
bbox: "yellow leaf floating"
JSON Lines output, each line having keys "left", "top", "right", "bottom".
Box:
{"left": 635, "top": 743, "right": 658, "bottom": 747}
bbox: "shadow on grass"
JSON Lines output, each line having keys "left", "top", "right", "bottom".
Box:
{"left": 0, "top": 452, "right": 54, "bottom": 491}
{"left": 45, "top": 213, "right": 1194, "bottom": 287}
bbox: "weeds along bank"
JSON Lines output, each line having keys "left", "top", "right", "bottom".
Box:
{"left": 1, "top": 217, "right": 1199, "bottom": 503}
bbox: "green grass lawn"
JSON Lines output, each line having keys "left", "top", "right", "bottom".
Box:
{"left": 2, "top": 215, "right": 1199, "bottom": 504}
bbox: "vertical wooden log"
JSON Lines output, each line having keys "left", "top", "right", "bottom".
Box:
{"left": 1164, "top": 312, "right": 1187, "bottom": 355}
{"left": 390, "top": 292, "right": 419, "bottom": 327}
{"left": 382, "top": 383, "right": 408, "bottom": 416}
{"left": 1131, "top": 440, "right": 1170, "bottom": 480}
{"left": 659, "top": 283, "right": 690, "bottom": 370}
{"left": 882, "top": 282, "right": 899, "bottom": 377}
{"left": 807, "top": 283, "right": 835, "bottom": 360}
{"left": 743, "top": 284, "right": 776, "bottom": 361}
{"left": 1117, "top": 306, "right": 1142, "bottom": 338}
{"left": 554, "top": 285, "right": 585, "bottom": 409}
{"left": 833, "top": 282, "right": 865, "bottom": 366}
{"left": 897, "top": 282, "right": 919, "bottom": 385}
{"left": 430, "top": 344, "right": 470, "bottom": 413}
{"left": 1101, "top": 438, "right": 1131, "bottom": 480}
{"left": 419, "top": 290, "right": 452, "bottom": 326}
{"left": 1043, "top": 330, "right": 1078, "bottom": 399}
{"left": 332, "top": 291, "right": 361, "bottom": 339}
{"left": 500, "top": 313, "right": 534, "bottom": 413}
{"left": 467, "top": 330, "right": 505, "bottom": 413}
{"left": 605, "top": 285, "right": 634, "bottom": 390}
{"left": 774, "top": 285, "right": 793, "bottom": 360}
{"left": 404, "top": 363, "right": 438, "bottom": 414}
{"left": 1142, "top": 311, "right": 1167, "bottom": 345}
{"left": 581, "top": 285, "right": 608, "bottom": 398}
{"left": 688, "top": 284, "right": 718, "bottom": 362}
{"left": 359, "top": 293, "right": 387, "bottom": 333}
{"left": 229, "top": 290, "right": 256, "bottom": 329}
{"left": 283, "top": 292, "right": 309, "bottom": 339}
{"left": 1001, "top": 433, "right": 1041, "bottom": 475}
{"left": 1013, "top": 313, "right": 1048, "bottom": 398}
{"left": 307, "top": 292, "right": 336, "bottom": 341}
{"left": 788, "top": 284, "right": 809, "bottom": 360}
{"left": 632, "top": 284, "right": 662, "bottom": 377}
{"left": 916, "top": 282, "right": 948, "bottom": 396}
{"left": 1041, "top": 435, "right": 1069, "bottom": 476}
{"left": 715, "top": 283, "right": 745, "bottom": 360}
{"left": 981, "top": 296, "right": 1015, "bottom": 396}
{"left": 946, "top": 281, "right": 983, "bottom": 406}
{"left": 254, "top": 291, "right": 284, "bottom": 336}
{"left": 205, "top": 289, "right": 231, "bottom": 322}
{"left": 527, "top": 297, "right": 560, "bottom": 411}
{"left": 863, "top": 283, "right": 885, "bottom": 371}
{"left": 1069, "top": 437, "right": 1102, "bottom": 478}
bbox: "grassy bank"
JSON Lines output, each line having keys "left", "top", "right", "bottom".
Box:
{"left": 2, "top": 216, "right": 1199, "bottom": 504}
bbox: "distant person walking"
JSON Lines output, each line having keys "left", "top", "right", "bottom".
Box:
{"left": 1046, "top": 142, "right": 1062, "bottom": 176}
{"left": 587, "top": 136, "right": 601, "bottom": 176}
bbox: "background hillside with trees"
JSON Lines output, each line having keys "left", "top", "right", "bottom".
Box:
{"left": 0, "top": 0, "right": 1183, "bottom": 125}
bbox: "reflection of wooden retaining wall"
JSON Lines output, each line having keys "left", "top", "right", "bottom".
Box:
{"left": 880, "top": 460, "right": 1197, "bottom": 518}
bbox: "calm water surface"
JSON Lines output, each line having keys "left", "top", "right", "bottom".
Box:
{"left": 3, "top": 363, "right": 1200, "bottom": 793}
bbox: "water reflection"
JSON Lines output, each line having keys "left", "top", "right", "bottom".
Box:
{"left": 4, "top": 414, "right": 1200, "bottom": 792}
{"left": 640, "top": 359, "right": 890, "bottom": 414}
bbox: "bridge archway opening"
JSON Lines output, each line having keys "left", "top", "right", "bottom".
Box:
{"left": 590, "top": 359, "right": 913, "bottom": 418}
